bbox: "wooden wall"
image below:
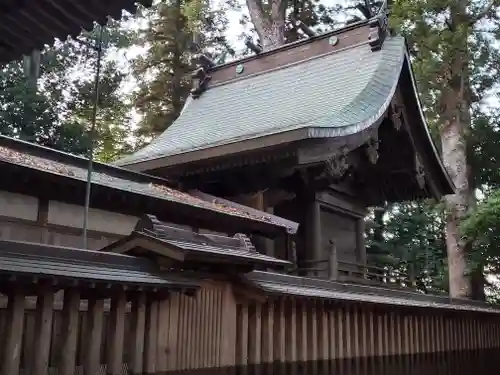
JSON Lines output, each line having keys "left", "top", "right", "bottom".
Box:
{"left": 0, "top": 189, "right": 227, "bottom": 251}
{"left": 1, "top": 282, "right": 500, "bottom": 375}
{"left": 237, "top": 298, "right": 500, "bottom": 374}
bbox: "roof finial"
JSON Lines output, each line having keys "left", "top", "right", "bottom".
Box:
{"left": 190, "top": 31, "right": 215, "bottom": 99}
{"left": 368, "top": 0, "right": 389, "bottom": 51}
{"left": 245, "top": 37, "right": 262, "bottom": 54}
{"left": 290, "top": 15, "right": 316, "bottom": 38}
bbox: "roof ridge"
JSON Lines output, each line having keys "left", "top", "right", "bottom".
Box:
{"left": 209, "top": 40, "right": 372, "bottom": 91}
{"left": 205, "top": 0, "right": 390, "bottom": 73}
{"left": 209, "top": 19, "right": 370, "bottom": 73}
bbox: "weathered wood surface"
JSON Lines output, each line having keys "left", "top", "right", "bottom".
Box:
{"left": 0, "top": 282, "right": 499, "bottom": 375}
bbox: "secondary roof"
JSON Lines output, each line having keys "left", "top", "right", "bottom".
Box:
{"left": 0, "top": 135, "right": 298, "bottom": 237}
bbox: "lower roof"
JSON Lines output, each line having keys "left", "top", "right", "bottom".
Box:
{"left": 0, "top": 239, "right": 200, "bottom": 291}
{"left": 247, "top": 271, "right": 500, "bottom": 315}
{"left": 0, "top": 135, "right": 298, "bottom": 236}
{"left": 0, "top": 0, "right": 152, "bottom": 63}
{"left": 102, "top": 214, "right": 291, "bottom": 270}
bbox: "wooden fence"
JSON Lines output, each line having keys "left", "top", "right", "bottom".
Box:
{"left": 1, "top": 281, "right": 500, "bottom": 375}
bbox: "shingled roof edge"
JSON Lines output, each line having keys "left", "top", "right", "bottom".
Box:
{"left": 246, "top": 271, "right": 500, "bottom": 315}
{"left": 0, "top": 135, "right": 299, "bottom": 236}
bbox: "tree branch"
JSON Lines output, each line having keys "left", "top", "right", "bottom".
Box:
{"left": 470, "top": 0, "right": 499, "bottom": 24}
{"left": 246, "top": 0, "right": 270, "bottom": 37}
{"left": 271, "top": 0, "right": 287, "bottom": 20}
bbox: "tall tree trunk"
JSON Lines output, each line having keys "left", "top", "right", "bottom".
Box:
{"left": 439, "top": 3, "right": 472, "bottom": 299}
{"left": 246, "top": 0, "right": 288, "bottom": 50}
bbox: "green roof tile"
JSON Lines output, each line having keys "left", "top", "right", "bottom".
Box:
{"left": 119, "top": 36, "right": 407, "bottom": 167}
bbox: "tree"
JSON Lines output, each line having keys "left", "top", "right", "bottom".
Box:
{"left": 243, "top": 0, "right": 343, "bottom": 51}
{"left": 132, "top": 0, "right": 233, "bottom": 143}
{"left": 366, "top": 201, "right": 448, "bottom": 294}
{"left": 245, "top": 0, "right": 288, "bottom": 49}
{"left": 385, "top": 0, "right": 500, "bottom": 299}
{"left": 0, "top": 19, "right": 137, "bottom": 161}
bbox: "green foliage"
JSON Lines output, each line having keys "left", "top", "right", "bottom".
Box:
{"left": 462, "top": 190, "right": 500, "bottom": 272}
{"left": 0, "top": 20, "right": 137, "bottom": 161}
{"left": 132, "top": 0, "right": 233, "bottom": 143}
{"left": 366, "top": 201, "right": 448, "bottom": 293}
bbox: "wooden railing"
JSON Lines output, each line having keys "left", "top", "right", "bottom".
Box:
{"left": 297, "top": 240, "right": 415, "bottom": 289}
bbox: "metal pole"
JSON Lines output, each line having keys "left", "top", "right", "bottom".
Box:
{"left": 82, "top": 25, "right": 104, "bottom": 249}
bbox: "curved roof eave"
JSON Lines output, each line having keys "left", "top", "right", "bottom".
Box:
{"left": 400, "top": 48, "right": 456, "bottom": 196}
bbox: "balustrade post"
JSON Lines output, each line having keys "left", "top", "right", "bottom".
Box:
{"left": 328, "top": 239, "right": 338, "bottom": 281}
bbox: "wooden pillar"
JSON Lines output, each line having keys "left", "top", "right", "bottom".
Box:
{"left": 144, "top": 298, "right": 158, "bottom": 374}
{"left": 106, "top": 290, "right": 127, "bottom": 375}
{"left": 129, "top": 292, "right": 147, "bottom": 375}
{"left": 356, "top": 218, "right": 366, "bottom": 265}
{"left": 306, "top": 199, "right": 322, "bottom": 276}
{"left": 33, "top": 286, "right": 55, "bottom": 375}
{"left": 328, "top": 239, "right": 338, "bottom": 280}
{"left": 84, "top": 296, "right": 105, "bottom": 375}
{"left": 59, "top": 289, "right": 81, "bottom": 375}
{"left": 1, "top": 287, "right": 25, "bottom": 375}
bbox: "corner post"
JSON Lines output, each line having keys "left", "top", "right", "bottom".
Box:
{"left": 328, "top": 239, "right": 338, "bottom": 280}
{"left": 306, "top": 198, "right": 322, "bottom": 276}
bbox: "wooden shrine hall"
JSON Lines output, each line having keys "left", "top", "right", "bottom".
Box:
{"left": 0, "top": 0, "right": 500, "bottom": 375}
{"left": 118, "top": 1, "right": 454, "bottom": 283}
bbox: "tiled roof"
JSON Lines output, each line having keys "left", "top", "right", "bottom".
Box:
{"left": 118, "top": 36, "right": 406, "bottom": 167}
{"left": 0, "top": 240, "right": 200, "bottom": 290}
{"left": 247, "top": 271, "right": 500, "bottom": 314}
{"left": 0, "top": 0, "right": 153, "bottom": 63}
{"left": 102, "top": 214, "right": 291, "bottom": 270}
{"left": 0, "top": 135, "right": 298, "bottom": 235}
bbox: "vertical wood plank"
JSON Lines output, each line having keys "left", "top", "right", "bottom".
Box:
{"left": 248, "top": 303, "right": 262, "bottom": 367}
{"left": 274, "top": 299, "right": 286, "bottom": 374}
{"left": 33, "top": 287, "right": 55, "bottom": 375}
{"left": 156, "top": 298, "right": 170, "bottom": 372}
{"left": 337, "top": 306, "right": 345, "bottom": 374}
{"left": 106, "top": 290, "right": 126, "bottom": 375}
{"left": 144, "top": 298, "right": 158, "bottom": 373}
{"left": 129, "top": 291, "right": 146, "bottom": 375}
{"left": 84, "top": 297, "right": 104, "bottom": 375}
{"left": 236, "top": 303, "right": 249, "bottom": 369}
{"left": 167, "top": 294, "right": 180, "bottom": 371}
{"left": 307, "top": 300, "right": 318, "bottom": 375}
{"left": 261, "top": 302, "right": 274, "bottom": 372}
{"left": 220, "top": 284, "right": 237, "bottom": 368}
{"left": 286, "top": 299, "right": 298, "bottom": 375}
{"left": 59, "top": 289, "right": 80, "bottom": 375}
{"left": 22, "top": 312, "right": 35, "bottom": 374}
{"left": 1, "top": 288, "right": 25, "bottom": 375}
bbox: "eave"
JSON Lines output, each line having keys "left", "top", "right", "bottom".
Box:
{"left": 0, "top": 135, "right": 298, "bottom": 238}
{"left": 246, "top": 271, "right": 500, "bottom": 315}
{"left": 0, "top": 239, "right": 201, "bottom": 295}
{"left": 102, "top": 215, "right": 291, "bottom": 272}
{"left": 0, "top": 0, "right": 153, "bottom": 63}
